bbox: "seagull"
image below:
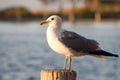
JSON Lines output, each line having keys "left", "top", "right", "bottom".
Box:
{"left": 40, "top": 15, "right": 119, "bottom": 70}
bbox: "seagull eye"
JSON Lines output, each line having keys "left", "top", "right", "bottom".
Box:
{"left": 51, "top": 18, "right": 54, "bottom": 20}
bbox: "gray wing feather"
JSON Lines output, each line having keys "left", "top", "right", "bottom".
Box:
{"left": 59, "top": 30, "right": 99, "bottom": 53}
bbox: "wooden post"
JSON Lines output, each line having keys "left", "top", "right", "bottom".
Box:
{"left": 95, "top": 11, "right": 101, "bottom": 22}
{"left": 40, "top": 69, "right": 76, "bottom": 80}
{"left": 94, "top": 0, "right": 101, "bottom": 22}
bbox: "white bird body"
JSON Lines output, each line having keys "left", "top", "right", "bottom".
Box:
{"left": 46, "top": 23, "right": 84, "bottom": 57}
{"left": 47, "top": 25, "right": 67, "bottom": 55}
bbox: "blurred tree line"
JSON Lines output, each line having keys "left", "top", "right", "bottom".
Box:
{"left": 0, "top": 7, "right": 43, "bottom": 21}
{"left": 0, "top": 0, "right": 120, "bottom": 21}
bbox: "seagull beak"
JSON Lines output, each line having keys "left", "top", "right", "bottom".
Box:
{"left": 40, "top": 20, "right": 48, "bottom": 25}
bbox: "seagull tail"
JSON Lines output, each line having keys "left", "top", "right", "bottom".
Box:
{"left": 89, "top": 50, "right": 119, "bottom": 58}
{"left": 91, "top": 55, "right": 106, "bottom": 60}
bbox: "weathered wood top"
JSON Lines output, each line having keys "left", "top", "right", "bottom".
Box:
{"left": 41, "top": 69, "right": 76, "bottom": 80}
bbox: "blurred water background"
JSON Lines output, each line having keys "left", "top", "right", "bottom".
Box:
{"left": 0, "top": 22, "right": 120, "bottom": 80}
{"left": 0, "top": 0, "right": 120, "bottom": 80}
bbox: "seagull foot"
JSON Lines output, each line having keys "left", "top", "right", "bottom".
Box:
{"left": 55, "top": 68, "right": 71, "bottom": 71}
{"left": 55, "top": 68, "right": 72, "bottom": 71}
{"left": 55, "top": 68, "right": 66, "bottom": 71}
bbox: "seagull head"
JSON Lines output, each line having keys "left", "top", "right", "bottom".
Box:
{"left": 40, "top": 15, "right": 62, "bottom": 28}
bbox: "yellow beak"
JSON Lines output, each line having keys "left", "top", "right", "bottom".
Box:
{"left": 40, "top": 20, "right": 48, "bottom": 25}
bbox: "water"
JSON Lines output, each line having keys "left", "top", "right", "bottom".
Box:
{"left": 0, "top": 22, "right": 120, "bottom": 80}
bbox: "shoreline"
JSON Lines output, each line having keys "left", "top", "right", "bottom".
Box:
{"left": 0, "top": 18, "right": 120, "bottom": 23}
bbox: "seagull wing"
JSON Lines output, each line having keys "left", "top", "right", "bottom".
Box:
{"left": 59, "top": 30, "right": 99, "bottom": 53}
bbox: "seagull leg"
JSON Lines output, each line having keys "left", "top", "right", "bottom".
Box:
{"left": 68, "top": 56, "right": 72, "bottom": 71}
{"left": 63, "top": 56, "right": 68, "bottom": 70}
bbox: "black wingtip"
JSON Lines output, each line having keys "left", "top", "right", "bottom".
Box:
{"left": 114, "top": 54, "right": 119, "bottom": 57}
{"left": 89, "top": 50, "right": 119, "bottom": 58}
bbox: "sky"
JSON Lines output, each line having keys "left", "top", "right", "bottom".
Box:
{"left": 0, "top": 0, "right": 84, "bottom": 11}
{"left": 0, "top": 0, "right": 42, "bottom": 10}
